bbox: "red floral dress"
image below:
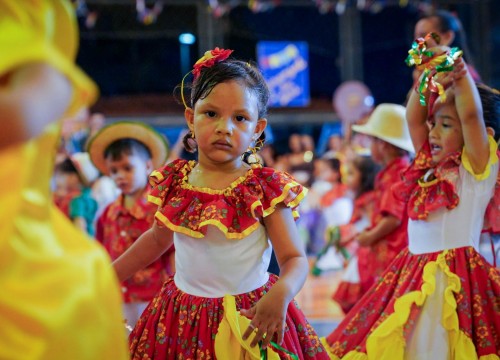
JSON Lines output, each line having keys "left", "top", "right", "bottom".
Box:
{"left": 341, "top": 157, "right": 410, "bottom": 308}
{"left": 323, "top": 139, "right": 500, "bottom": 359}
{"left": 332, "top": 190, "right": 377, "bottom": 314}
{"left": 129, "top": 159, "right": 329, "bottom": 360}
{"left": 96, "top": 187, "right": 172, "bottom": 303}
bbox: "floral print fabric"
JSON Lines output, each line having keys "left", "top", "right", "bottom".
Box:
{"left": 130, "top": 275, "right": 329, "bottom": 359}
{"left": 324, "top": 247, "right": 500, "bottom": 359}
{"left": 148, "top": 159, "right": 307, "bottom": 240}
{"left": 96, "top": 187, "right": 170, "bottom": 302}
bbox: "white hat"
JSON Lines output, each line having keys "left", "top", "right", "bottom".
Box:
{"left": 351, "top": 103, "right": 414, "bottom": 153}
{"left": 87, "top": 121, "right": 169, "bottom": 174}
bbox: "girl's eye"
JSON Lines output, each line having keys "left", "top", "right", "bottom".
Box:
{"left": 235, "top": 115, "right": 247, "bottom": 122}
{"left": 205, "top": 111, "right": 216, "bottom": 118}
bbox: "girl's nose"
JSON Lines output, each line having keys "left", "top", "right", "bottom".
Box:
{"left": 216, "top": 118, "right": 233, "bottom": 135}
{"left": 429, "top": 126, "right": 438, "bottom": 139}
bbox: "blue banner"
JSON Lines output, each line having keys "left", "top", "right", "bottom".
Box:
{"left": 257, "top": 41, "right": 310, "bottom": 107}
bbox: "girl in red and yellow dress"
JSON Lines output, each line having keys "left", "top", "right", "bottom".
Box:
{"left": 0, "top": 1, "right": 128, "bottom": 358}
{"left": 323, "top": 40, "right": 500, "bottom": 359}
{"left": 113, "top": 49, "right": 329, "bottom": 359}
{"left": 331, "top": 155, "right": 380, "bottom": 314}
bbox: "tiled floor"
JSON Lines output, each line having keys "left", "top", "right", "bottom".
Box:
{"left": 295, "top": 263, "right": 345, "bottom": 337}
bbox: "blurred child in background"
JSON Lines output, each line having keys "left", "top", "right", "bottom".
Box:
{"left": 88, "top": 121, "right": 174, "bottom": 328}
{"left": 348, "top": 103, "right": 412, "bottom": 295}
{"left": 53, "top": 153, "right": 99, "bottom": 236}
{"left": 331, "top": 155, "right": 380, "bottom": 313}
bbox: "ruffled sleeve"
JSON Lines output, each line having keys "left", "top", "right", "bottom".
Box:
{"left": 475, "top": 141, "right": 500, "bottom": 233}
{"left": 147, "top": 161, "right": 307, "bottom": 240}
{"left": 393, "top": 141, "right": 460, "bottom": 220}
{"left": 244, "top": 166, "right": 307, "bottom": 220}
{"left": 148, "top": 159, "right": 188, "bottom": 207}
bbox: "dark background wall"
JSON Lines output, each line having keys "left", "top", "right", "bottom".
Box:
{"left": 76, "top": 0, "right": 499, "bottom": 154}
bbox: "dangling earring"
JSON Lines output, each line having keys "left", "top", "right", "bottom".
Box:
{"left": 183, "top": 130, "right": 197, "bottom": 153}
{"left": 242, "top": 135, "right": 264, "bottom": 165}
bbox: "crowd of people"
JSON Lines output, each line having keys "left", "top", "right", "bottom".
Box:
{"left": 2, "top": 1, "right": 500, "bottom": 359}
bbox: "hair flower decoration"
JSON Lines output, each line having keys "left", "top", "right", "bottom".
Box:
{"left": 192, "top": 48, "right": 233, "bottom": 79}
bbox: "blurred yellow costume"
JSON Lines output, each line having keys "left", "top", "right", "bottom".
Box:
{"left": 0, "top": 1, "right": 128, "bottom": 359}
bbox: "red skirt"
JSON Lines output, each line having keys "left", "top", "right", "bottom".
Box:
{"left": 324, "top": 246, "right": 500, "bottom": 359}
{"left": 130, "top": 274, "right": 329, "bottom": 359}
{"left": 332, "top": 240, "right": 399, "bottom": 314}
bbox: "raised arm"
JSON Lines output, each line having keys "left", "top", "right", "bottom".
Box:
{"left": 453, "top": 58, "right": 490, "bottom": 174}
{"left": 0, "top": 63, "right": 72, "bottom": 149}
{"left": 113, "top": 220, "right": 174, "bottom": 282}
{"left": 406, "top": 75, "right": 431, "bottom": 152}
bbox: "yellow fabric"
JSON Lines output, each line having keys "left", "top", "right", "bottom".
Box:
{"left": 0, "top": 1, "right": 128, "bottom": 359}
{"left": 461, "top": 135, "right": 499, "bottom": 181}
{"left": 322, "top": 252, "right": 500, "bottom": 360}
{"left": 215, "top": 295, "right": 280, "bottom": 360}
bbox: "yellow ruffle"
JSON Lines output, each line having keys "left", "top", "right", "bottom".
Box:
{"left": 461, "top": 136, "right": 499, "bottom": 181}
{"left": 323, "top": 251, "right": 500, "bottom": 360}
{"left": 215, "top": 295, "right": 280, "bottom": 360}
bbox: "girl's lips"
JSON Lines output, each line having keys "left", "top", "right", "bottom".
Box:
{"left": 213, "top": 141, "right": 231, "bottom": 149}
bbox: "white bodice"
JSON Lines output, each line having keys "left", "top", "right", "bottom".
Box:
{"left": 173, "top": 224, "right": 271, "bottom": 297}
{"left": 408, "top": 161, "right": 498, "bottom": 255}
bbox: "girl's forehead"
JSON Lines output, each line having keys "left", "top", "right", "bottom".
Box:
{"left": 195, "top": 81, "right": 259, "bottom": 111}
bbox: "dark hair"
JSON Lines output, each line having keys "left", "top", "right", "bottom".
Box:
{"left": 351, "top": 155, "right": 380, "bottom": 198}
{"left": 103, "top": 138, "right": 152, "bottom": 162}
{"left": 180, "top": 58, "right": 270, "bottom": 163}
{"left": 419, "top": 10, "right": 473, "bottom": 66}
{"left": 325, "top": 158, "right": 342, "bottom": 182}
{"left": 477, "top": 83, "right": 500, "bottom": 142}
{"left": 56, "top": 158, "right": 78, "bottom": 174}
{"left": 55, "top": 158, "right": 84, "bottom": 184}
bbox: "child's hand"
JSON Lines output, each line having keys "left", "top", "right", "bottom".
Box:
{"left": 452, "top": 57, "right": 467, "bottom": 81}
{"left": 240, "top": 292, "right": 287, "bottom": 349}
{"left": 355, "top": 230, "right": 372, "bottom": 246}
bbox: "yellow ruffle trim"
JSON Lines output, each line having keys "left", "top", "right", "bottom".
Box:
{"left": 461, "top": 136, "right": 499, "bottom": 181}
{"left": 153, "top": 211, "right": 261, "bottom": 240}
{"left": 148, "top": 162, "right": 307, "bottom": 240}
{"left": 323, "top": 251, "right": 500, "bottom": 360}
{"left": 215, "top": 295, "right": 280, "bottom": 360}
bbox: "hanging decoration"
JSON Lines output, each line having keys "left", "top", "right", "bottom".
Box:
{"left": 73, "top": 0, "right": 98, "bottom": 29}
{"left": 136, "top": 0, "right": 163, "bottom": 25}
{"left": 203, "top": 0, "right": 435, "bottom": 17}
{"left": 208, "top": 0, "right": 239, "bottom": 18}
{"left": 248, "top": 0, "right": 280, "bottom": 13}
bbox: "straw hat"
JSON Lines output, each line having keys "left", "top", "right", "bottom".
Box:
{"left": 87, "top": 121, "right": 169, "bottom": 174}
{"left": 351, "top": 103, "right": 414, "bottom": 153}
{"left": 70, "top": 152, "right": 100, "bottom": 187}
